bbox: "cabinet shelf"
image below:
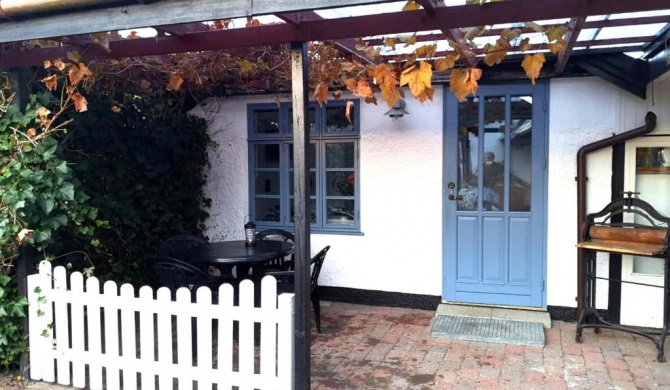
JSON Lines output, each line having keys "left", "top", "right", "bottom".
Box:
{"left": 636, "top": 166, "right": 670, "bottom": 174}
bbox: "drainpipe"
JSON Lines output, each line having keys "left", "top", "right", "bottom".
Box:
{"left": 575, "top": 111, "right": 657, "bottom": 319}
{"left": 0, "top": 0, "right": 133, "bottom": 20}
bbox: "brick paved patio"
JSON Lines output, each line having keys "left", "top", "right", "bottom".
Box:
{"left": 3, "top": 301, "right": 669, "bottom": 389}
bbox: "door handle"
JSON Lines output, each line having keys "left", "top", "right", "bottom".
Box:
{"left": 447, "top": 182, "right": 462, "bottom": 201}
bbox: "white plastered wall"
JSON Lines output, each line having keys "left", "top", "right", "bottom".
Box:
{"left": 189, "top": 90, "right": 444, "bottom": 296}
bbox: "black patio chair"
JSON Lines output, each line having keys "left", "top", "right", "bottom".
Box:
{"left": 256, "top": 229, "right": 295, "bottom": 272}
{"left": 157, "top": 235, "right": 208, "bottom": 261}
{"left": 150, "top": 256, "right": 236, "bottom": 301}
{"left": 267, "top": 245, "right": 330, "bottom": 332}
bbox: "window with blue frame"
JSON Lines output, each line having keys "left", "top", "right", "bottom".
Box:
{"left": 248, "top": 101, "right": 360, "bottom": 232}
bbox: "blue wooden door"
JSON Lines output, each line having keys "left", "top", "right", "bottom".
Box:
{"left": 443, "top": 83, "right": 547, "bottom": 307}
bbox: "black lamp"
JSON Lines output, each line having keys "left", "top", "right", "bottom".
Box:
{"left": 244, "top": 216, "right": 256, "bottom": 246}
{"left": 384, "top": 99, "right": 409, "bottom": 121}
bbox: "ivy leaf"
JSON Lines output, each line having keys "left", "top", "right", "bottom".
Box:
{"left": 71, "top": 93, "right": 88, "bottom": 112}
{"left": 58, "top": 183, "right": 75, "bottom": 201}
{"left": 312, "top": 83, "right": 329, "bottom": 107}
{"left": 38, "top": 198, "right": 54, "bottom": 215}
{"left": 35, "top": 137, "right": 57, "bottom": 159}
{"left": 522, "top": 53, "right": 545, "bottom": 85}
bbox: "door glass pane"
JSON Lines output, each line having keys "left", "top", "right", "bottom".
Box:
{"left": 326, "top": 199, "right": 355, "bottom": 225}
{"left": 255, "top": 144, "right": 280, "bottom": 168}
{"left": 457, "top": 97, "right": 479, "bottom": 211}
{"left": 325, "top": 105, "right": 355, "bottom": 134}
{"left": 510, "top": 96, "right": 533, "bottom": 212}
{"left": 632, "top": 146, "right": 670, "bottom": 275}
{"left": 482, "top": 96, "right": 505, "bottom": 212}
{"left": 253, "top": 109, "right": 280, "bottom": 135}
{"left": 255, "top": 198, "right": 280, "bottom": 222}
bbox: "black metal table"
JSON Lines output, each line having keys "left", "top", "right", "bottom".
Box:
{"left": 184, "top": 240, "right": 293, "bottom": 279}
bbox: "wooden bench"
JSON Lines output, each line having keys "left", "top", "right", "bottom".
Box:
{"left": 575, "top": 195, "right": 669, "bottom": 362}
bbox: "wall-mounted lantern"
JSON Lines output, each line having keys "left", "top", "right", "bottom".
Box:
{"left": 384, "top": 99, "right": 409, "bottom": 121}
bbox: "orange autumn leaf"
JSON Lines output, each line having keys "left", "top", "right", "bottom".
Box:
{"left": 519, "top": 38, "right": 532, "bottom": 52}
{"left": 374, "top": 64, "right": 400, "bottom": 109}
{"left": 400, "top": 61, "right": 432, "bottom": 99}
{"left": 345, "top": 101, "right": 355, "bottom": 123}
{"left": 66, "top": 86, "right": 75, "bottom": 95}
{"left": 449, "top": 68, "right": 482, "bottom": 101}
{"left": 484, "top": 43, "right": 508, "bottom": 67}
{"left": 353, "top": 79, "right": 374, "bottom": 99}
{"left": 402, "top": 33, "right": 417, "bottom": 46}
{"left": 71, "top": 93, "right": 88, "bottom": 112}
{"left": 26, "top": 128, "right": 37, "bottom": 138}
{"left": 522, "top": 53, "right": 545, "bottom": 85}
{"left": 43, "top": 60, "right": 52, "bottom": 69}
{"left": 344, "top": 78, "right": 357, "bottom": 94}
{"left": 415, "top": 44, "right": 437, "bottom": 59}
{"left": 42, "top": 75, "right": 57, "bottom": 91}
{"left": 166, "top": 75, "right": 184, "bottom": 91}
{"left": 434, "top": 55, "right": 460, "bottom": 71}
{"left": 313, "top": 83, "right": 329, "bottom": 107}
{"left": 402, "top": 0, "right": 421, "bottom": 11}
{"left": 36, "top": 107, "right": 51, "bottom": 124}
{"left": 53, "top": 58, "right": 66, "bottom": 71}
{"left": 548, "top": 40, "right": 566, "bottom": 54}
{"left": 68, "top": 64, "right": 90, "bottom": 85}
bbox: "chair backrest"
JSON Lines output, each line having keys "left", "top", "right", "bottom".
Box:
{"left": 256, "top": 229, "right": 295, "bottom": 245}
{"left": 309, "top": 245, "right": 330, "bottom": 292}
{"left": 151, "top": 256, "right": 211, "bottom": 291}
{"left": 158, "top": 235, "right": 208, "bottom": 260}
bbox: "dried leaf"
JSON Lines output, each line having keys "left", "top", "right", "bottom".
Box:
{"left": 434, "top": 55, "right": 460, "bottom": 71}
{"left": 68, "top": 64, "right": 86, "bottom": 85}
{"left": 449, "top": 68, "right": 482, "bottom": 101}
{"left": 484, "top": 39, "right": 510, "bottom": 67}
{"left": 27, "top": 128, "right": 37, "bottom": 138}
{"left": 399, "top": 61, "right": 432, "bottom": 98}
{"left": 415, "top": 44, "right": 437, "bottom": 59}
{"left": 41, "top": 75, "right": 57, "bottom": 91}
{"left": 384, "top": 37, "right": 397, "bottom": 50}
{"left": 313, "top": 83, "right": 329, "bottom": 107}
{"left": 90, "top": 32, "right": 111, "bottom": 53}
{"left": 344, "top": 78, "right": 357, "bottom": 94}
{"left": 374, "top": 64, "right": 400, "bottom": 109}
{"left": 111, "top": 105, "right": 122, "bottom": 113}
{"left": 245, "top": 17, "right": 261, "bottom": 27}
{"left": 519, "top": 38, "right": 532, "bottom": 52}
{"left": 546, "top": 24, "right": 569, "bottom": 42}
{"left": 166, "top": 75, "right": 184, "bottom": 91}
{"left": 345, "top": 101, "right": 355, "bottom": 123}
{"left": 332, "top": 91, "right": 342, "bottom": 100}
{"left": 53, "top": 59, "right": 66, "bottom": 71}
{"left": 140, "top": 79, "right": 151, "bottom": 92}
{"left": 548, "top": 40, "right": 566, "bottom": 54}
{"left": 521, "top": 53, "right": 545, "bottom": 85}
{"left": 36, "top": 107, "right": 51, "bottom": 121}
{"left": 66, "top": 86, "right": 75, "bottom": 95}
{"left": 353, "top": 80, "right": 374, "bottom": 99}
{"left": 402, "top": 33, "right": 417, "bottom": 46}
{"left": 43, "top": 60, "right": 52, "bottom": 69}
{"left": 464, "top": 26, "right": 486, "bottom": 41}
{"left": 500, "top": 28, "right": 521, "bottom": 41}
{"left": 71, "top": 92, "right": 88, "bottom": 112}
{"left": 340, "top": 61, "right": 360, "bottom": 72}
{"left": 17, "top": 229, "right": 34, "bottom": 245}
{"left": 237, "top": 59, "right": 254, "bottom": 74}
{"left": 525, "top": 21, "right": 544, "bottom": 33}
{"left": 402, "top": 0, "right": 422, "bottom": 11}
{"left": 66, "top": 50, "right": 81, "bottom": 63}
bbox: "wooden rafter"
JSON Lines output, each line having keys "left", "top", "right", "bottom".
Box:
{"left": 156, "top": 23, "right": 209, "bottom": 36}
{"left": 276, "top": 11, "right": 376, "bottom": 65}
{"left": 556, "top": 17, "right": 586, "bottom": 74}
{"left": 416, "top": 0, "right": 477, "bottom": 67}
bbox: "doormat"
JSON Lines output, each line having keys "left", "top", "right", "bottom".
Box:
{"left": 431, "top": 315, "right": 545, "bottom": 347}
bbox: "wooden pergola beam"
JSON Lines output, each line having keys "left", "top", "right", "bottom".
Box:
{"left": 556, "top": 17, "right": 586, "bottom": 74}
{"left": 156, "top": 22, "right": 210, "bottom": 36}
{"left": 276, "top": 11, "right": 376, "bottom": 65}
{"left": 416, "top": 0, "right": 477, "bottom": 67}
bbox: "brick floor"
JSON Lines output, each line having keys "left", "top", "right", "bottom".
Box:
{"left": 2, "top": 301, "right": 669, "bottom": 389}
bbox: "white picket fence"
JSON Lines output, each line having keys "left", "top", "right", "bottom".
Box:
{"left": 27, "top": 261, "right": 295, "bottom": 390}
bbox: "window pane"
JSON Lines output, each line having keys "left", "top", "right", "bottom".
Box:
{"left": 327, "top": 200, "right": 355, "bottom": 225}
{"left": 510, "top": 96, "right": 533, "bottom": 212}
{"left": 457, "top": 97, "right": 479, "bottom": 211}
{"left": 253, "top": 109, "right": 280, "bottom": 134}
{"left": 326, "top": 143, "right": 354, "bottom": 168}
{"left": 290, "top": 198, "right": 317, "bottom": 224}
{"left": 325, "top": 105, "right": 355, "bottom": 134}
{"left": 289, "top": 107, "right": 317, "bottom": 134}
{"left": 255, "top": 144, "right": 280, "bottom": 168}
{"left": 482, "top": 96, "right": 505, "bottom": 212}
{"left": 255, "top": 171, "right": 280, "bottom": 195}
{"left": 289, "top": 171, "right": 316, "bottom": 196}
{"left": 255, "top": 198, "right": 281, "bottom": 222}
{"left": 289, "top": 143, "right": 316, "bottom": 168}
{"left": 326, "top": 171, "right": 355, "bottom": 196}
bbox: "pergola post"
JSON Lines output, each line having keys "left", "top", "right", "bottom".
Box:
{"left": 290, "top": 41, "right": 312, "bottom": 390}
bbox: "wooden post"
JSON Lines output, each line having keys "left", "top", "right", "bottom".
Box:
{"left": 290, "top": 41, "right": 311, "bottom": 390}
